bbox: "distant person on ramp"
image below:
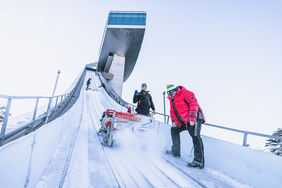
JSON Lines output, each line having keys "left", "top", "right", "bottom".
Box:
{"left": 133, "top": 83, "right": 156, "bottom": 116}
{"left": 165, "top": 84, "right": 206, "bottom": 169}
{"left": 86, "top": 78, "right": 92, "bottom": 90}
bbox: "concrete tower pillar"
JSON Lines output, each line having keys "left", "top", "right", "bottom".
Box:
{"left": 108, "top": 54, "right": 125, "bottom": 97}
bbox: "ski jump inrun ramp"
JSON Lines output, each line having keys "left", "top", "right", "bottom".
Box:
{"left": 0, "top": 70, "right": 281, "bottom": 188}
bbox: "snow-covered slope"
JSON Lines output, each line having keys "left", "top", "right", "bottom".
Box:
{"left": 0, "top": 70, "right": 281, "bottom": 188}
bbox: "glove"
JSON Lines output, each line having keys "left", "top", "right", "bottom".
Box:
{"left": 134, "top": 90, "right": 139, "bottom": 96}
{"left": 172, "top": 122, "right": 177, "bottom": 127}
{"left": 189, "top": 111, "right": 197, "bottom": 123}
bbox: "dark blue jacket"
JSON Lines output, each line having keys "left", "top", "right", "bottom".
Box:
{"left": 133, "top": 90, "right": 155, "bottom": 116}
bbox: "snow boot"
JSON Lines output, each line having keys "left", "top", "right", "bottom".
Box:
{"left": 187, "top": 160, "right": 204, "bottom": 169}
{"left": 165, "top": 150, "right": 180, "bottom": 158}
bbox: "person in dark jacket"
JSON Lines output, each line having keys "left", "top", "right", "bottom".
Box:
{"left": 86, "top": 78, "right": 91, "bottom": 90}
{"left": 133, "top": 83, "right": 156, "bottom": 116}
{"left": 166, "top": 84, "right": 206, "bottom": 169}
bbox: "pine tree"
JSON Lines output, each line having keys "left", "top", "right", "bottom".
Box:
{"left": 265, "top": 128, "right": 282, "bottom": 156}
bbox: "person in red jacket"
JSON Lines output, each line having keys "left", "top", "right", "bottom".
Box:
{"left": 166, "top": 84, "right": 205, "bottom": 169}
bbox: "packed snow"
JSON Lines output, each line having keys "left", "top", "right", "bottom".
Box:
{"left": 0, "top": 71, "right": 281, "bottom": 188}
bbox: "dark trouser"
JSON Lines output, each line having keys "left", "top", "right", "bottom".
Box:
{"left": 136, "top": 108, "right": 150, "bottom": 116}
{"left": 137, "top": 112, "right": 149, "bottom": 116}
{"left": 171, "top": 122, "right": 205, "bottom": 164}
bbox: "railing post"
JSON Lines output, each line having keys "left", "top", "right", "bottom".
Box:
{"left": 29, "top": 97, "right": 39, "bottom": 132}
{"left": 0, "top": 98, "right": 12, "bottom": 145}
{"left": 166, "top": 116, "right": 170, "bottom": 124}
{"left": 45, "top": 97, "right": 52, "bottom": 124}
{"left": 55, "top": 96, "right": 58, "bottom": 108}
{"left": 32, "top": 98, "right": 39, "bottom": 122}
{"left": 243, "top": 132, "right": 248, "bottom": 146}
{"left": 45, "top": 70, "right": 61, "bottom": 124}
{"left": 163, "top": 91, "right": 166, "bottom": 123}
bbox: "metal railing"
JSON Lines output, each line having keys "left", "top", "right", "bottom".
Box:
{"left": 203, "top": 123, "right": 282, "bottom": 146}
{"left": 0, "top": 92, "right": 72, "bottom": 146}
{"left": 160, "top": 92, "right": 282, "bottom": 147}
{"left": 92, "top": 70, "right": 282, "bottom": 148}
{"left": 0, "top": 69, "right": 87, "bottom": 146}
{"left": 97, "top": 72, "right": 135, "bottom": 111}
{"left": 155, "top": 108, "right": 282, "bottom": 146}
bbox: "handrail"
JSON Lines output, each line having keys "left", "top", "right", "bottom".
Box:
{"left": 155, "top": 110, "right": 282, "bottom": 146}
{"left": 113, "top": 95, "right": 282, "bottom": 147}
{"left": 0, "top": 69, "right": 86, "bottom": 146}
{"left": 204, "top": 123, "right": 282, "bottom": 141}
{"left": 0, "top": 94, "right": 66, "bottom": 99}
{"left": 97, "top": 72, "right": 131, "bottom": 108}
{"left": 0, "top": 93, "right": 71, "bottom": 146}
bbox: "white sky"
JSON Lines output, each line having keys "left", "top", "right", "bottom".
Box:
{"left": 0, "top": 0, "right": 282, "bottom": 135}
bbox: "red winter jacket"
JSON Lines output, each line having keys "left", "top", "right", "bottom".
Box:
{"left": 168, "top": 86, "right": 205, "bottom": 128}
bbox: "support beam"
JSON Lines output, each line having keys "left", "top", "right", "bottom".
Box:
{"left": 107, "top": 54, "right": 125, "bottom": 97}
{"left": 104, "top": 53, "right": 114, "bottom": 73}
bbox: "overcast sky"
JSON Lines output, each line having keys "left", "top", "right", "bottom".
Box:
{"left": 1, "top": 0, "right": 281, "bottom": 137}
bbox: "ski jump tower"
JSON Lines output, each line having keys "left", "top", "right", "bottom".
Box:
{"left": 97, "top": 11, "right": 146, "bottom": 97}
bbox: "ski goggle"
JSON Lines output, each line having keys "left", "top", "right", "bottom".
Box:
{"left": 167, "top": 88, "right": 177, "bottom": 96}
{"left": 167, "top": 91, "right": 173, "bottom": 96}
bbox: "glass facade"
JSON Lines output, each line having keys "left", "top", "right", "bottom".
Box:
{"left": 108, "top": 12, "right": 146, "bottom": 26}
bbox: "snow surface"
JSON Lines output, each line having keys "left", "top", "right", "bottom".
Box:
{"left": 0, "top": 71, "right": 281, "bottom": 188}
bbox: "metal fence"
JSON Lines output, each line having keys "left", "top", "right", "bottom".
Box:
{"left": 109, "top": 88, "right": 282, "bottom": 147}
{"left": 160, "top": 92, "right": 282, "bottom": 147}
{"left": 97, "top": 72, "right": 136, "bottom": 111}
{"left": 0, "top": 92, "right": 72, "bottom": 145}
{"left": 0, "top": 69, "right": 87, "bottom": 146}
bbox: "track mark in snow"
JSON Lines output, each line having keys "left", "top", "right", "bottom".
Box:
{"left": 88, "top": 95, "right": 153, "bottom": 187}
{"left": 164, "top": 158, "right": 207, "bottom": 188}
{"left": 124, "top": 151, "right": 180, "bottom": 188}
{"left": 86, "top": 96, "right": 119, "bottom": 187}
{"left": 87, "top": 94, "right": 122, "bottom": 187}
{"left": 164, "top": 154, "right": 249, "bottom": 188}
{"left": 110, "top": 147, "right": 155, "bottom": 188}
{"left": 88, "top": 107, "right": 130, "bottom": 187}
{"left": 104, "top": 147, "right": 140, "bottom": 187}
{"left": 58, "top": 94, "right": 85, "bottom": 188}
{"left": 143, "top": 154, "right": 204, "bottom": 188}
